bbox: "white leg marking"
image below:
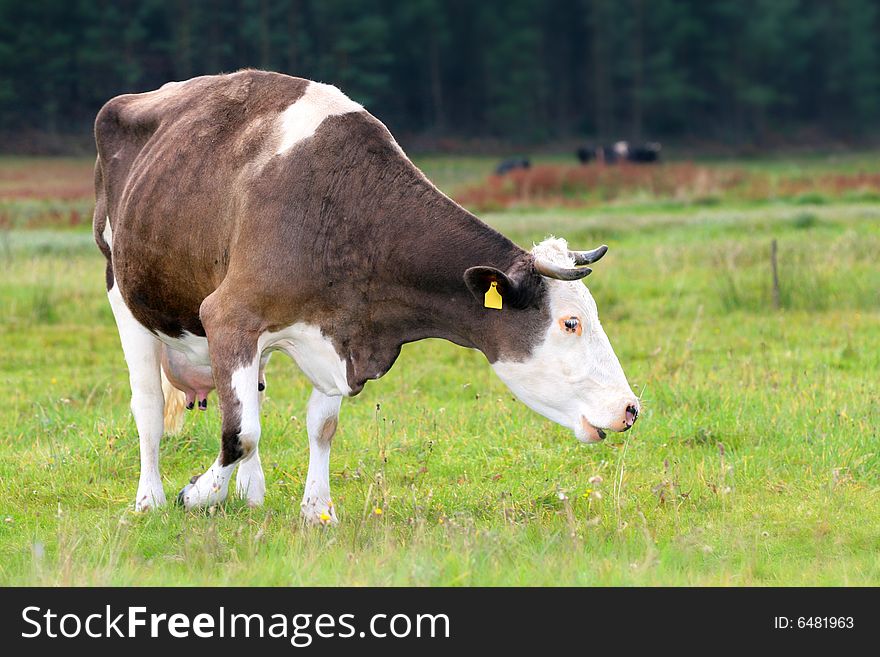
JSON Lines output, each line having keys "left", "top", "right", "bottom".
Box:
{"left": 179, "top": 355, "right": 262, "bottom": 509}
{"left": 108, "top": 282, "right": 166, "bottom": 511}
{"left": 236, "top": 447, "right": 266, "bottom": 507}
{"left": 301, "top": 388, "right": 342, "bottom": 525}
{"left": 230, "top": 357, "right": 262, "bottom": 455}
{"left": 236, "top": 360, "right": 269, "bottom": 505}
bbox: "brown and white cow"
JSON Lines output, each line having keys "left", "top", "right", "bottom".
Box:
{"left": 93, "top": 70, "right": 639, "bottom": 522}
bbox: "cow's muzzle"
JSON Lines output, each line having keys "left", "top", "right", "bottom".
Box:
{"left": 578, "top": 416, "right": 607, "bottom": 443}
{"left": 579, "top": 400, "right": 640, "bottom": 443}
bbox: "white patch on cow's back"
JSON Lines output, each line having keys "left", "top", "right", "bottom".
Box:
{"left": 103, "top": 217, "right": 113, "bottom": 249}
{"left": 260, "top": 323, "right": 351, "bottom": 396}
{"left": 275, "top": 81, "right": 363, "bottom": 155}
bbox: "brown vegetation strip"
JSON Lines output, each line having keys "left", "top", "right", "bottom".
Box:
{"left": 0, "top": 159, "right": 94, "bottom": 201}
{"left": 454, "top": 163, "right": 880, "bottom": 211}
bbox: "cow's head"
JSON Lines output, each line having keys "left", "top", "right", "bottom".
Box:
{"left": 465, "top": 238, "right": 639, "bottom": 443}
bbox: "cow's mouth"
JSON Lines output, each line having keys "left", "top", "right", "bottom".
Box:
{"left": 578, "top": 416, "right": 607, "bottom": 443}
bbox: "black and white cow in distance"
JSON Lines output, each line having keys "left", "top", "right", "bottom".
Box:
{"left": 577, "top": 141, "right": 662, "bottom": 164}
{"left": 93, "top": 70, "right": 640, "bottom": 523}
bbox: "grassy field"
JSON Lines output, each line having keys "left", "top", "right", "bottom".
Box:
{"left": 0, "top": 154, "right": 878, "bottom": 585}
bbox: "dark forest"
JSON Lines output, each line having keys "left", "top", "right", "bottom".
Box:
{"left": 2, "top": 0, "right": 879, "bottom": 149}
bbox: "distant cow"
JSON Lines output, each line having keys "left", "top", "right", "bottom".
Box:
{"left": 576, "top": 147, "right": 595, "bottom": 164}
{"left": 576, "top": 141, "right": 661, "bottom": 164}
{"left": 495, "top": 157, "right": 531, "bottom": 175}
{"left": 626, "top": 142, "right": 661, "bottom": 163}
{"left": 94, "top": 71, "right": 639, "bottom": 523}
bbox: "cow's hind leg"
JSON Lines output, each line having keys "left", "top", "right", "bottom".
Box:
{"left": 235, "top": 447, "right": 266, "bottom": 507}
{"left": 301, "top": 388, "right": 342, "bottom": 525}
{"left": 108, "top": 283, "right": 166, "bottom": 511}
{"left": 178, "top": 316, "right": 262, "bottom": 509}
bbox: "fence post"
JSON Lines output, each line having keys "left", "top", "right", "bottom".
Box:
{"left": 770, "top": 239, "right": 780, "bottom": 310}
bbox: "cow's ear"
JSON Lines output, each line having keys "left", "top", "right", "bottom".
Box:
{"left": 464, "top": 266, "right": 538, "bottom": 310}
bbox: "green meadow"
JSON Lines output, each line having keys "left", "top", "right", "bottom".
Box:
{"left": 0, "top": 155, "right": 878, "bottom": 585}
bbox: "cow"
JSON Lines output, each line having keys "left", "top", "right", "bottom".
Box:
{"left": 494, "top": 157, "right": 531, "bottom": 175}
{"left": 626, "top": 142, "right": 661, "bottom": 163}
{"left": 576, "top": 147, "right": 595, "bottom": 165}
{"left": 576, "top": 141, "right": 662, "bottom": 165}
{"left": 93, "top": 70, "right": 640, "bottom": 524}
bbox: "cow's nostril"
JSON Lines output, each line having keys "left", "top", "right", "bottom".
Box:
{"left": 625, "top": 404, "right": 639, "bottom": 428}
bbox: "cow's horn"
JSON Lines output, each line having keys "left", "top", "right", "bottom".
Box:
{"left": 533, "top": 258, "right": 593, "bottom": 281}
{"left": 569, "top": 244, "right": 608, "bottom": 265}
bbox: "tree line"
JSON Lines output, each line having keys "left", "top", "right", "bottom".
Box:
{"left": 1, "top": 0, "right": 878, "bottom": 148}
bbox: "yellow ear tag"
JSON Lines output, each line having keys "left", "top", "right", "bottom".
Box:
{"left": 484, "top": 281, "right": 503, "bottom": 310}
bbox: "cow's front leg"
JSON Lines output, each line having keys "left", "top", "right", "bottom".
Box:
{"left": 108, "top": 283, "right": 166, "bottom": 511}
{"left": 235, "top": 354, "right": 270, "bottom": 506}
{"left": 301, "top": 388, "right": 342, "bottom": 525}
{"left": 178, "top": 324, "right": 262, "bottom": 509}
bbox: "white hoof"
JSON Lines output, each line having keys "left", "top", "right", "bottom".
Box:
{"left": 177, "top": 473, "right": 228, "bottom": 509}
{"left": 236, "top": 476, "right": 265, "bottom": 507}
{"left": 236, "top": 457, "right": 266, "bottom": 507}
{"left": 300, "top": 497, "right": 338, "bottom": 526}
{"left": 135, "top": 479, "right": 166, "bottom": 512}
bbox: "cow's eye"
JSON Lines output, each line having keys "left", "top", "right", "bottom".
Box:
{"left": 563, "top": 317, "right": 579, "bottom": 332}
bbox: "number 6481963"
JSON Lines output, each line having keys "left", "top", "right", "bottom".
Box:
{"left": 797, "top": 617, "right": 854, "bottom": 629}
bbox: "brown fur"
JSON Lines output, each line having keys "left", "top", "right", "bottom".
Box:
{"left": 319, "top": 417, "right": 338, "bottom": 445}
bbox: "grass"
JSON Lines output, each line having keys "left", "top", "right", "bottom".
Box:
{"left": 0, "top": 155, "right": 878, "bottom": 585}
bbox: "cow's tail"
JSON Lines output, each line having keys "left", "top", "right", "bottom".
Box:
{"left": 92, "top": 156, "right": 117, "bottom": 290}
{"left": 162, "top": 369, "right": 186, "bottom": 435}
